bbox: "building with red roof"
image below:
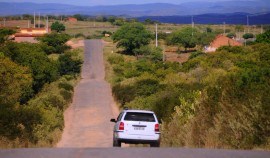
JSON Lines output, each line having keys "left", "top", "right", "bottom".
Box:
{"left": 205, "top": 35, "right": 242, "bottom": 52}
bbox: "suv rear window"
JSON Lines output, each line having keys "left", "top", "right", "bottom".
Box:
{"left": 124, "top": 112, "right": 156, "bottom": 122}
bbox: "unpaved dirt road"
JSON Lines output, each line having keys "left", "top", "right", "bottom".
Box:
{"left": 57, "top": 40, "right": 118, "bottom": 148}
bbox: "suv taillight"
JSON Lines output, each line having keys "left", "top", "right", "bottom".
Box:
{"left": 119, "top": 122, "right": 124, "bottom": 130}
{"left": 155, "top": 124, "right": 159, "bottom": 132}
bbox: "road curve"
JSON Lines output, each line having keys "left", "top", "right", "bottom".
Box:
{"left": 57, "top": 40, "right": 118, "bottom": 148}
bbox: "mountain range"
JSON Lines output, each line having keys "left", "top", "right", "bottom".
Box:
{"left": 0, "top": 1, "right": 270, "bottom": 17}
{"left": 138, "top": 12, "right": 270, "bottom": 25}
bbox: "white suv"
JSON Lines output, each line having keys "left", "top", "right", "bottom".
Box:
{"left": 110, "top": 109, "right": 161, "bottom": 147}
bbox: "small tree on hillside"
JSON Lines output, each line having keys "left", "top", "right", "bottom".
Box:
{"left": 243, "top": 33, "right": 254, "bottom": 40}
{"left": 112, "top": 23, "right": 152, "bottom": 55}
{"left": 0, "top": 28, "right": 16, "bottom": 45}
{"left": 227, "top": 32, "right": 236, "bottom": 39}
{"left": 256, "top": 30, "right": 270, "bottom": 43}
{"left": 168, "top": 27, "right": 198, "bottom": 52}
{"left": 37, "top": 32, "right": 71, "bottom": 54}
{"left": 51, "top": 21, "right": 65, "bottom": 33}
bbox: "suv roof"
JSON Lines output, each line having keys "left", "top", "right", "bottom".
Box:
{"left": 122, "top": 109, "right": 154, "bottom": 114}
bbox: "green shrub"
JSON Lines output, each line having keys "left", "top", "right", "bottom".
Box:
{"left": 189, "top": 51, "right": 205, "bottom": 59}
{"left": 58, "top": 82, "right": 74, "bottom": 92}
{"left": 60, "top": 90, "right": 73, "bottom": 103}
{"left": 58, "top": 51, "right": 82, "bottom": 76}
{"left": 107, "top": 42, "right": 270, "bottom": 150}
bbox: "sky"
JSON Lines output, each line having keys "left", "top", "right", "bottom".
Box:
{"left": 0, "top": 0, "right": 262, "bottom": 6}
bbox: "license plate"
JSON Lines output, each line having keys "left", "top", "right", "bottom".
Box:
{"left": 134, "top": 127, "right": 145, "bottom": 130}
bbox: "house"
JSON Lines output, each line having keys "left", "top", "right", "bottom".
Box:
{"left": 67, "top": 17, "right": 78, "bottom": 22}
{"left": 205, "top": 35, "right": 242, "bottom": 52}
{"left": 14, "top": 28, "right": 50, "bottom": 43}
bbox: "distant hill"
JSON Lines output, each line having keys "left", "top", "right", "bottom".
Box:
{"left": 0, "top": 1, "right": 270, "bottom": 16}
{"left": 137, "top": 12, "right": 270, "bottom": 25}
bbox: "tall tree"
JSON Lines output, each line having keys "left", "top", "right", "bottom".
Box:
{"left": 37, "top": 32, "right": 71, "bottom": 54}
{"left": 112, "top": 23, "right": 152, "bottom": 55}
{"left": 168, "top": 27, "right": 198, "bottom": 52}
{"left": 2, "top": 42, "right": 59, "bottom": 93}
{"left": 0, "top": 28, "right": 16, "bottom": 45}
{"left": 51, "top": 21, "right": 66, "bottom": 33}
{"left": 256, "top": 30, "right": 270, "bottom": 44}
{"left": 0, "top": 56, "right": 32, "bottom": 106}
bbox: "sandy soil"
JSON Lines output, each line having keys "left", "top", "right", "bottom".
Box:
{"left": 66, "top": 40, "right": 85, "bottom": 49}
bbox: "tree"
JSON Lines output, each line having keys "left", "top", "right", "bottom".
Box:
{"left": 108, "top": 16, "right": 116, "bottom": 24}
{"left": 168, "top": 27, "right": 198, "bottom": 52}
{"left": 0, "top": 28, "right": 16, "bottom": 45}
{"left": 197, "top": 32, "right": 217, "bottom": 46}
{"left": 2, "top": 42, "right": 59, "bottom": 93}
{"left": 112, "top": 23, "right": 153, "bottom": 55}
{"left": 51, "top": 21, "right": 65, "bottom": 33}
{"left": 256, "top": 30, "right": 270, "bottom": 44}
{"left": 73, "top": 14, "right": 85, "bottom": 21}
{"left": 227, "top": 32, "right": 236, "bottom": 39}
{"left": 37, "top": 32, "right": 71, "bottom": 54}
{"left": 243, "top": 33, "right": 254, "bottom": 39}
{"left": 0, "top": 56, "right": 32, "bottom": 106}
{"left": 58, "top": 51, "right": 82, "bottom": 75}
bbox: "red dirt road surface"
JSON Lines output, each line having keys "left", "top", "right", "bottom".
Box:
{"left": 57, "top": 40, "right": 119, "bottom": 148}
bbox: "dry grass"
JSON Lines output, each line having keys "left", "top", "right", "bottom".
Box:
{"left": 2, "top": 20, "right": 262, "bottom": 37}
{"left": 64, "top": 21, "right": 118, "bottom": 36}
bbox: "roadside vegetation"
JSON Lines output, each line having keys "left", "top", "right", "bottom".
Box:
{"left": 1, "top": 16, "right": 270, "bottom": 149}
{"left": 0, "top": 27, "right": 83, "bottom": 148}
{"left": 105, "top": 23, "right": 270, "bottom": 150}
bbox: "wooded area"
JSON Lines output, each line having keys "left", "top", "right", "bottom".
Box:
{"left": 105, "top": 24, "right": 270, "bottom": 149}
{"left": 0, "top": 28, "right": 82, "bottom": 148}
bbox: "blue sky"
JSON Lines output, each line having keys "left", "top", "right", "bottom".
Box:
{"left": 0, "top": 0, "right": 262, "bottom": 6}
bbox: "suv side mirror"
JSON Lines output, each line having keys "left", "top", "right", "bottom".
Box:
{"left": 110, "top": 118, "right": 117, "bottom": 123}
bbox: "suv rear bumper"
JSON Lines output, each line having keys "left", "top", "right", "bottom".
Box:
{"left": 117, "top": 138, "right": 160, "bottom": 144}
{"left": 114, "top": 131, "right": 160, "bottom": 144}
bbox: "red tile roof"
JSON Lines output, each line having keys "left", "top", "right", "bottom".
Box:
{"left": 210, "top": 35, "right": 242, "bottom": 48}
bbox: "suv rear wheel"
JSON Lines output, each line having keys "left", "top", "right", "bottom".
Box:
{"left": 113, "top": 139, "right": 121, "bottom": 147}
{"left": 150, "top": 142, "right": 160, "bottom": 147}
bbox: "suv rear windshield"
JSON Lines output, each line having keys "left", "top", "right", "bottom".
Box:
{"left": 124, "top": 112, "right": 156, "bottom": 122}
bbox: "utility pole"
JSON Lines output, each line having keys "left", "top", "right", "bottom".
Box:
{"left": 34, "top": 12, "right": 36, "bottom": 28}
{"left": 261, "top": 25, "right": 263, "bottom": 34}
{"left": 38, "top": 12, "right": 41, "bottom": 28}
{"left": 46, "top": 16, "right": 49, "bottom": 33}
{"left": 155, "top": 23, "right": 158, "bottom": 47}
{"left": 191, "top": 16, "right": 194, "bottom": 36}
{"left": 247, "top": 15, "right": 249, "bottom": 33}
{"left": 3, "top": 18, "right": 6, "bottom": 27}
{"left": 223, "top": 22, "right": 226, "bottom": 35}
{"left": 28, "top": 20, "right": 30, "bottom": 28}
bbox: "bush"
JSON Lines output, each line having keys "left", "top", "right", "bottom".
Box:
{"left": 107, "top": 42, "right": 270, "bottom": 150}
{"left": 74, "top": 33, "right": 85, "bottom": 38}
{"left": 37, "top": 33, "right": 71, "bottom": 54}
{"left": 227, "top": 32, "right": 236, "bottom": 39}
{"left": 58, "top": 51, "right": 82, "bottom": 76}
{"left": 2, "top": 42, "right": 58, "bottom": 94}
{"left": 189, "top": 51, "right": 205, "bottom": 59}
{"left": 58, "top": 82, "right": 74, "bottom": 92}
